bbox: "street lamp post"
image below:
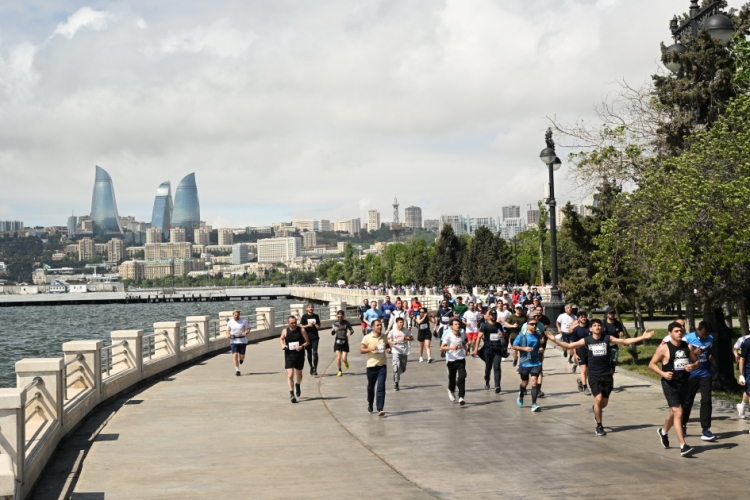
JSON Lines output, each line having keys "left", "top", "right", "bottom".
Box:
{"left": 539, "top": 128, "right": 566, "bottom": 325}
{"left": 665, "top": 1, "right": 735, "bottom": 73}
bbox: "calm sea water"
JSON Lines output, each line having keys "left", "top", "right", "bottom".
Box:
{"left": 0, "top": 298, "right": 295, "bottom": 388}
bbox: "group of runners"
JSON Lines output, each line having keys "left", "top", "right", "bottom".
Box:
{"left": 226, "top": 291, "right": 741, "bottom": 457}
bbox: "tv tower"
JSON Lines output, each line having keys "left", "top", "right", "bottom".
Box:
{"left": 390, "top": 195, "right": 404, "bottom": 241}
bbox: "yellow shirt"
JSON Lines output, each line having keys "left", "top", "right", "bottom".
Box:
{"left": 361, "top": 333, "right": 387, "bottom": 367}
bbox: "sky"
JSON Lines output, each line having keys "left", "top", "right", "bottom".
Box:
{"left": 0, "top": 0, "right": 701, "bottom": 228}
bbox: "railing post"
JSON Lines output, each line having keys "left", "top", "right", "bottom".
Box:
{"left": 15, "top": 358, "right": 64, "bottom": 427}
{"left": 255, "top": 307, "right": 276, "bottom": 336}
{"left": 186, "top": 316, "right": 210, "bottom": 353}
{"left": 110, "top": 330, "right": 144, "bottom": 376}
{"left": 219, "top": 311, "right": 234, "bottom": 332}
{"left": 152, "top": 322, "right": 179, "bottom": 360}
{"left": 290, "top": 304, "right": 305, "bottom": 320}
{"left": 63, "top": 341, "right": 103, "bottom": 399}
{"left": 0, "top": 389, "right": 25, "bottom": 497}
{"left": 329, "top": 302, "right": 347, "bottom": 320}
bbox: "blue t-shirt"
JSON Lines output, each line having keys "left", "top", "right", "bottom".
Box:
{"left": 513, "top": 332, "right": 542, "bottom": 367}
{"left": 381, "top": 302, "right": 396, "bottom": 319}
{"left": 740, "top": 337, "right": 750, "bottom": 374}
{"left": 363, "top": 309, "right": 382, "bottom": 330}
{"left": 684, "top": 332, "right": 713, "bottom": 379}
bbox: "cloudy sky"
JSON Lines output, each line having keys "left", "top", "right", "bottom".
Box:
{"left": 0, "top": 0, "right": 694, "bottom": 228}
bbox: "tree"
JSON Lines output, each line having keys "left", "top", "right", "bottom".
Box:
{"left": 316, "top": 258, "right": 336, "bottom": 281}
{"left": 363, "top": 253, "right": 385, "bottom": 284}
{"left": 343, "top": 243, "right": 355, "bottom": 283}
{"left": 326, "top": 262, "right": 345, "bottom": 284}
{"left": 460, "top": 227, "right": 513, "bottom": 286}
{"left": 428, "top": 225, "right": 461, "bottom": 285}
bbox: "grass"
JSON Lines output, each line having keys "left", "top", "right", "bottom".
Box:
{"left": 616, "top": 329, "right": 744, "bottom": 404}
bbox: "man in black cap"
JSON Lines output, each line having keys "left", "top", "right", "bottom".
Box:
{"left": 602, "top": 306, "right": 626, "bottom": 369}
{"left": 505, "top": 304, "right": 527, "bottom": 368}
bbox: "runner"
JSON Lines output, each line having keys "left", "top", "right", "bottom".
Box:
{"left": 497, "top": 302, "right": 511, "bottom": 325}
{"left": 360, "top": 319, "right": 390, "bottom": 416}
{"left": 556, "top": 305, "right": 577, "bottom": 362}
{"left": 463, "top": 302, "right": 482, "bottom": 358}
{"left": 522, "top": 311, "right": 548, "bottom": 398}
{"left": 453, "top": 296, "right": 468, "bottom": 319}
{"left": 506, "top": 304, "right": 526, "bottom": 367}
{"left": 513, "top": 316, "right": 543, "bottom": 412}
{"left": 387, "top": 317, "right": 413, "bottom": 391}
{"left": 441, "top": 318, "right": 467, "bottom": 406}
{"left": 602, "top": 306, "right": 626, "bottom": 369}
{"left": 649, "top": 322, "right": 699, "bottom": 456}
{"left": 358, "top": 298, "right": 370, "bottom": 335}
{"left": 387, "top": 300, "right": 410, "bottom": 332}
{"left": 415, "top": 307, "right": 434, "bottom": 363}
{"left": 226, "top": 309, "right": 251, "bottom": 377}
{"left": 534, "top": 304, "right": 551, "bottom": 330}
{"left": 547, "top": 320, "right": 654, "bottom": 436}
{"left": 331, "top": 310, "right": 354, "bottom": 377}
{"left": 279, "top": 315, "right": 310, "bottom": 403}
{"left": 363, "top": 300, "right": 382, "bottom": 333}
{"left": 734, "top": 333, "right": 750, "bottom": 418}
{"left": 475, "top": 309, "right": 505, "bottom": 393}
{"left": 436, "top": 300, "right": 454, "bottom": 358}
{"left": 569, "top": 312, "right": 591, "bottom": 392}
{"left": 300, "top": 304, "right": 321, "bottom": 377}
{"left": 738, "top": 334, "right": 750, "bottom": 422}
{"left": 681, "top": 321, "right": 716, "bottom": 441}
{"left": 381, "top": 296, "right": 396, "bottom": 330}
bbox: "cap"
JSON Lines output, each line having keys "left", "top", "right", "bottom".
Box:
{"left": 514, "top": 304, "right": 523, "bottom": 309}
{"left": 605, "top": 306, "right": 616, "bottom": 314}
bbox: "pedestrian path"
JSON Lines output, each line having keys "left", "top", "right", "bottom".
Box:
{"left": 33, "top": 331, "right": 748, "bottom": 499}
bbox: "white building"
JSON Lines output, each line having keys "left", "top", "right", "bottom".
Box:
{"left": 302, "top": 231, "right": 317, "bottom": 248}
{"left": 423, "top": 219, "right": 439, "bottom": 231}
{"left": 232, "top": 243, "right": 249, "bottom": 265}
{"left": 469, "top": 217, "right": 497, "bottom": 235}
{"left": 218, "top": 228, "right": 234, "bottom": 246}
{"left": 367, "top": 210, "right": 381, "bottom": 232}
{"left": 499, "top": 217, "right": 526, "bottom": 240}
{"left": 405, "top": 206, "right": 422, "bottom": 229}
{"left": 502, "top": 206, "right": 521, "bottom": 220}
{"left": 194, "top": 227, "right": 211, "bottom": 246}
{"left": 257, "top": 237, "right": 301, "bottom": 263}
{"left": 292, "top": 219, "right": 331, "bottom": 232}
{"left": 170, "top": 227, "right": 186, "bottom": 243}
{"left": 333, "top": 218, "right": 361, "bottom": 235}
{"left": 439, "top": 214, "right": 468, "bottom": 236}
{"left": 146, "top": 227, "right": 162, "bottom": 244}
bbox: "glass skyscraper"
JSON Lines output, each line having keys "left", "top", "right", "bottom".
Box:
{"left": 90, "top": 166, "right": 123, "bottom": 238}
{"left": 150, "top": 181, "right": 173, "bottom": 242}
{"left": 171, "top": 173, "right": 201, "bottom": 236}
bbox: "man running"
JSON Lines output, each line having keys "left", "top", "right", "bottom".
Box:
{"left": 387, "top": 300, "right": 410, "bottom": 332}
{"left": 734, "top": 333, "right": 750, "bottom": 418}
{"left": 436, "top": 300, "right": 454, "bottom": 358}
{"left": 441, "top": 318, "right": 467, "bottom": 406}
{"left": 279, "top": 315, "right": 310, "bottom": 403}
{"left": 476, "top": 309, "right": 505, "bottom": 393}
{"left": 381, "top": 296, "right": 396, "bottom": 330}
{"left": 415, "top": 307, "right": 433, "bottom": 363}
{"left": 226, "top": 309, "right": 251, "bottom": 377}
{"left": 300, "top": 304, "right": 321, "bottom": 376}
{"left": 358, "top": 298, "right": 370, "bottom": 335}
{"left": 556, "top": 305, "right": 577, "bottom": 362}
{"left": 360, "top": 319, "right": 390, "bottom": 416}
{"left": 570, "top": 312, "right": 591, "bottom": 392}
{"left": 453, "top": 296, "right": 468, "bottom": 319}
{"left": 387, "top": 317, "right": 413, "bottom": 391}
{"left": 602, "top": 306, "right": 626, "bottom": 368}
{"left": 738, "top": 334, "right": 750, "bottom": 422}
{"left": 332, "top": 310, "right": 354, "bottom": 377}
{"left": 463, "top": 301, "right": 481, "bottom": 358}
{"left": 506, "top": 304, "right": 526, "bottom": 367}
{"left": 513, "top": 316, "right": 543, "bottom": 412}
{"left": 548, "top": 320, "right": 654, "bottom": 436}
{"left": 681, "top": 321, "right": 716, "bottom": 441}
{"left": 363, "top": 301, "right": 382, "bottom": 333}
{"left": 649, "top": 322, "right": 700, "bottom": 457}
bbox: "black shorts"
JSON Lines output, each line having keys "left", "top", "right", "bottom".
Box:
{"left": 576, "top": 350, "right": 588, "bottom": 366}
{"left": 285, "top": 354, "right": 305, "bottom": 371}
{"left": 230, "top": 343, "right": 247, "bottom": 355}
{"left": 588, "top": 375, "right": 614, "bottom": 399}
{"left": 417, "top": 329, "right": 432, "bottom": 342}
{"left": 662, "top": 378, "right": 689, "bottom": 407}
{"left": 561, "top": 333, "right": 572, "bottom": 343}
{"left": 333, "top": 339, "right": 349, "bottom": 352}
{"left": 518, "top": 365, "right": 542, "bottom": 381}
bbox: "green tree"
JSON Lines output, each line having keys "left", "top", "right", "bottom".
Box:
{"left": 343, "top": 243, "right": 355, "bottom": 283}
{"left": 326, "top": 262, "right": 345, "bottom": 284}
{"left": 461, "top": 226, "right": 514, "bottom": 285}
{"left": 429, "top": 225, "right": 461, "bottom": 285}
{"left": 363, "top": 253, "right": 385, "bottom": 284}
{"left": 316, "top": 258, "right": 336, "bottom": 281}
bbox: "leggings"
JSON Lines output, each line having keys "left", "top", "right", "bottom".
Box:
{"left": 484, "top": 349, "right": 503, "bottom": 388}
{"left": 306, "top": 338, "right": 319, "bottom": 371}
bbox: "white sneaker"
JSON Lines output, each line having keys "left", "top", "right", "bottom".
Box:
{"left": 738, "top": 403, "right": 746, "bottom": 419}
{"left": 419, "top": 357, "right": 424, "bottom": 362}
{"left": 458, "top": 397, "right": 465, "bottom": 406}
{"left": 447, "top": 389, "right": 456, "bottom": 402}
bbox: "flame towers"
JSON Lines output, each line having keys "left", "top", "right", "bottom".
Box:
{"left": 90, "top": 166, "right": 123, "bottom": 238}
{"left": 171, "top": 173, "right": 201, "bottom": 236}
{"left": 150, "top": 181, "right": 173, "bottom": 241}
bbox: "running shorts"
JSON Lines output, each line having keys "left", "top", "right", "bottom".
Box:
{"left": 576, "top": 349, "right": 588, "bottom": 366}
{"left": 285, "top": 353, "right": 305, "bottom": 371}
{"left": 561, "top": 333, "right": 572, "bottom": 343}
{"left": 661, "top": 378, "right": 689, "bottom": 408}
{"left": 361, "top": 322, "right": 367, "bottom": 329}
{"left": 418, "top": 330, "right": 432, "bottom": 342}
{"left": 230, "top": 344, "right": 247, "bottom": 355}
{"left": 466, "top": 332, "right": 479, "bottom": 343}
{"left": 744, "top": 369, "right": 750, "bottom": 397}
{"left": 333, "top": 339, "right": 350, "bottom": 352}
{"left": 518, "top": 365, "right": 542, "bottom": 381}
{"left": 588, "top": 375, "right": 614, "bottom": 399}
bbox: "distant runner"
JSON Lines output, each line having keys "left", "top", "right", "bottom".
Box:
{"left": 226, "top": 309, "right": 251, "bottom": 377}
{"left": 331, "top": 310, "right": 354, "bottom": 377}
{"left": 279, "top": 315, "right": 310, "bottom": 403}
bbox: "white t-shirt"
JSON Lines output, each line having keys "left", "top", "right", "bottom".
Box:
{"left": 387, "top": 329, "right": 410, "bottom": 356}
{"left": 734, "top": 335, "right": 750, "bottom": 350}
{"left": 227, "top": 318, "right": 250, "bottom": 344}
{"left": 443, "top": 332, "right": 467, "bottom": 362}
{"left": 497, "top": 310, "right": 511, "bottom": 323}
{"left": 463, "top": 310, "right": 481, "bottom": 333}
{"left": 556, "top": 313, "right": 577, "bottom": 333}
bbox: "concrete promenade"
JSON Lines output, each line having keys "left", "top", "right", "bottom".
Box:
{"left": 34, "top": 332, "right": 747, "bottom": 499}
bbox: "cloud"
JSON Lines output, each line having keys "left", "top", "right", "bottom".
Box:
{"left": 51, "top": 7, "right": 114, "bottom": 39}
{"left": 158, "top": 19, "right": 257, "bottom": 58}
{"left": 0, "top": 42, "right": 38, "bottom": 99}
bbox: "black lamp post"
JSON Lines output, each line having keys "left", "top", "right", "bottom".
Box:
{"left": 665, "top": 1, "right": 735, "bottom": 73}
{"left": 539, "top": 128, "right": 565, "bottom": 325}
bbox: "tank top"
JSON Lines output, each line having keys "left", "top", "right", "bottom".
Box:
{"left": 480, "top": 322, "right": 503, "bottom": 350}
{"left": 285, "top": 327, "right": 303, "bottom": 355}
{"left": 663, "top": 340, "right": 690, "bottom": 382}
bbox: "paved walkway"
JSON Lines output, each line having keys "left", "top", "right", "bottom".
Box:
{"left": 33, "top": 329, "right": 748, "bottom": 500}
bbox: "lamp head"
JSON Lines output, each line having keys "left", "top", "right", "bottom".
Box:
{"left": 664, "top": 43, "right": 687, "bottom": 73}
{"left": 704, "top": 14, "right": 734, "bottom": 44}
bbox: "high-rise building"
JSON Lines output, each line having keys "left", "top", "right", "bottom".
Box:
{"left": 276, "top": 226, "right": 297, "bottom": 237}
{"left": 144, "top": 242, "right": 193, "bottom": 260}
{"left": 499, "top": 217, "right": 526, "bottom": 240}
{"left": 145, "top": 227, "right": 161, "bottom": 244}
{"left": 0, "top": 221, "right": 23, "bottom": 232}
{"left": 527, "top": 209, "right": 540, "bottom": 225}
{"left": 171, "top": 173, "right": 201, "bottom": 238}
{"left": 367, "top": 210, "right": 381, "bottom": 232}
{"left": 150, "top": 181, "right": 173, "bottom": 241}
{"left": 170, "top": 227, "right": 186, "bottom": 243}
{"left": 423, "top": 219, "right": 439, "bottom": 231}
{"left": 90, "top": 166, "right": 123, "bottom": 238}
{"left": 107, "top": 238, "right": 125, "bottom": 262}
{"left": 333, "top": 219, "right": 361, "bottom": 235}
{"left": 194, "top": 227, "right": 211, "bottom": 246}
{"left": 78, "top": 238, "right": 95, "bottom": 261}
{"left": 439, "top": 215, "right": 467, "bottom": 236}
{"left": 232, "top": 243, "right": 249, "bottom": 265}
{"left": 470, "top": 217, "right": 497, "bottom": 234}
{"left": 257, "top": 237, "right": 301, "bottom": 263}
{"left": 67, "top": 216, "right": 77, "bottom": 236}
{"left": 405, "top": 206, "right": 422, "bottom": 229}
{"left": 502, "top": 205, "right": 521, "bottom": 220}
{"left": 302, "top": 231, "right": 317, "bottom": 248}
{"left": 218, "top": 228, "right": 233, "bottom": 246}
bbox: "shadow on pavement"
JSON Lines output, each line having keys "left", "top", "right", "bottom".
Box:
{"left": 690, "top": 442, "right": 739, "bottom": 455}
{"left": 607, "top": 424, "right": 658, "bottom": 433}
{"left": 386, "top": 409, "right": 432, "bottom": 417}
{"left": 542, "top": 404, "right": 581, "bottom": 411}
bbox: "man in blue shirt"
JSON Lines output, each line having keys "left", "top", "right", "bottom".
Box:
{"left": 681, "top": 321, "right": 716, "bottom": 441}
{"left": 513, "top": 317, "right": 544, "bottom": 412}
{"left": 364, "top": 301, "right": 382, "bottom": 333}
{"left": 380, "top": 296, "right": 396, "bottom": 330}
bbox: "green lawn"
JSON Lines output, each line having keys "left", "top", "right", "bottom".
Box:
{"left": 616, "top": 329, "right": 744, "bottom": 403}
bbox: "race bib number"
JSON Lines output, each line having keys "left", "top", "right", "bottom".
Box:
{"left": 441, "top": 316, "right": 450, "bottom": 324}
{"left": 336, "top": 339, "right": 346, "bottom": 344}
{"left": 288, "top": 342, "right": 299, "bottom": 351}
{"left": 674, "top": 356, "right": 688, "bottom": 371}
{"left": 590, "top": 343, "right": 607, "bottom": 356}
{"left": 307, "top": 319, "right": 316, "bottom": 325}
{"left": 419, "top": 323, "right": 429, "bottom": 330}
{"left": 375, "top": 344, "right": 385, "bottom": 354}
{"left": 490, "top": 334, "right": 500, "bottom": 342}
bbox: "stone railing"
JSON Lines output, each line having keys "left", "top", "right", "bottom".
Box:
{"left": 0, "top": 304, "right": 353, "bottom": 500}
{"left": 287, "top": 287, "right": 445, "bottom": 311}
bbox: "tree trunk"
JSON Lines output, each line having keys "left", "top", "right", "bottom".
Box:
{"left": 677, "top": 301, "right": 683, "bottom": 317}
{"left": 723, "top": 302, "right": 733, "bottom": 330}
{"left": 686, "top": 295, "right": 696, "bottom": 333}
{"left": 648, "top": 305, "right": 654, "bottom": 321}
{"left": 738, "top": 299, "right": 750, "bottom": 337}
{"left": 704, "top": 306, "right": 737, "bottom": 391}
{"left": 539, "top": 237, "right": 544, "bottom": 286}
{"left": 635, "top": 302, "right": 645, "bottom": 334}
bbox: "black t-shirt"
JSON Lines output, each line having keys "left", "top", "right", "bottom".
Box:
{"left": 538, "top": 314, "right": 551, "bottom": 327}
{"left": 332, "top": 320, "right": 353, "bottom": 341}
{"left": 602, "top": 320, "right": 624, "bottom": 349}
{"left": 480, "top": 321, "right": 503, "bottom": 350}
{"left": 300, "top": 313, "right": 321, "bottom": 340}
{"left": 285, "top": 327, "right": 304, "bottom": 357}
{"left": 570, "top": 326, "right": 591, "bottom": 354}
{"left": 437, "top": 308, "right": 453, "bottom": 327}
{"left": 585, "top": 335, "right": 613, "bottom": 377}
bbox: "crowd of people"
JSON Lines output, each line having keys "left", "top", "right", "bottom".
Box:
{"left": 224, "top": 288, "right": 747, "bottom": 458}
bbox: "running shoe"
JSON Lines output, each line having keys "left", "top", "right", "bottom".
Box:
{"left": 313, "top": 370, "right": 318, "bottom": 376}
{"left": 517, "top": 396, "right": 523, "bottom": 407}
{"left": 564, "top": 351, "right": 568, "bottom": 358}
{"left": 447, "top": 389, "right": 456, "bottom": 402}
{"left": 337, "top": 371, "right": 342, "bottom": 377}
{"left": 657, "top": 428, "right": 669, "bottom": 449}
{"left": 484, "top": 384, "right": 490, "bottom": 391}
{"left": 240, "top": 359, "right": 244, "bottom": 365}
{"left": 394, "top": 383, "right": 400, "bottom": 391}
{"left": 378, "top": 410, "right": 385, "bottom": 417}
{"left": 584, "top": 386, "right": 591, "bottom": 396}
{"left": 738, "top": 403, "right": 746, "bottom": 419}
{"left": 531, "top": 404, "right": 540, "bottom": 412}
{"left": 419, "top": 357, "right": 424, "bottom": 362}
{"left": 367, "top": 405, "right": 373, "bottom": 413}
{"left": 495, "top": 387, "right": 501, "bottom": 394}
{"left": 512, "top": 359, "right": 518, "bottom": 367}
{"left": 595, "top": 424, "right": 606, "bottom": 437}
{"left": 344, "top": 361, "right": 349, "bottom": 370}
{"left": 428, "top": 358, "right": 434, "bottom": 363}
{"left": 701, "top": 430, "right": 717, "bottom": 441}
{"left": 568, "top": 357, "right": 574, "bottom": 364}
{"left": 235, "top": 371, "right": 240, "bottom": 377}
{"left": 577, "top": 380, "right": 584, "bottom": 393}
{"left": 572, "top": 365, "right": 577, "bottom": 373}
{"left": 295, "top": 383, "right": 301, "bottom": 397}
{"left": 291, "top": 395, "right": 297, "bottom": 404}
{"left": 538, "top": 390, "right": 545, "bottom": 398}
{"left": 680, "top": 444, "right": 694, "bottom": 457}
{"left": 458, "top": 397, "right": 465, "bottom": 406}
